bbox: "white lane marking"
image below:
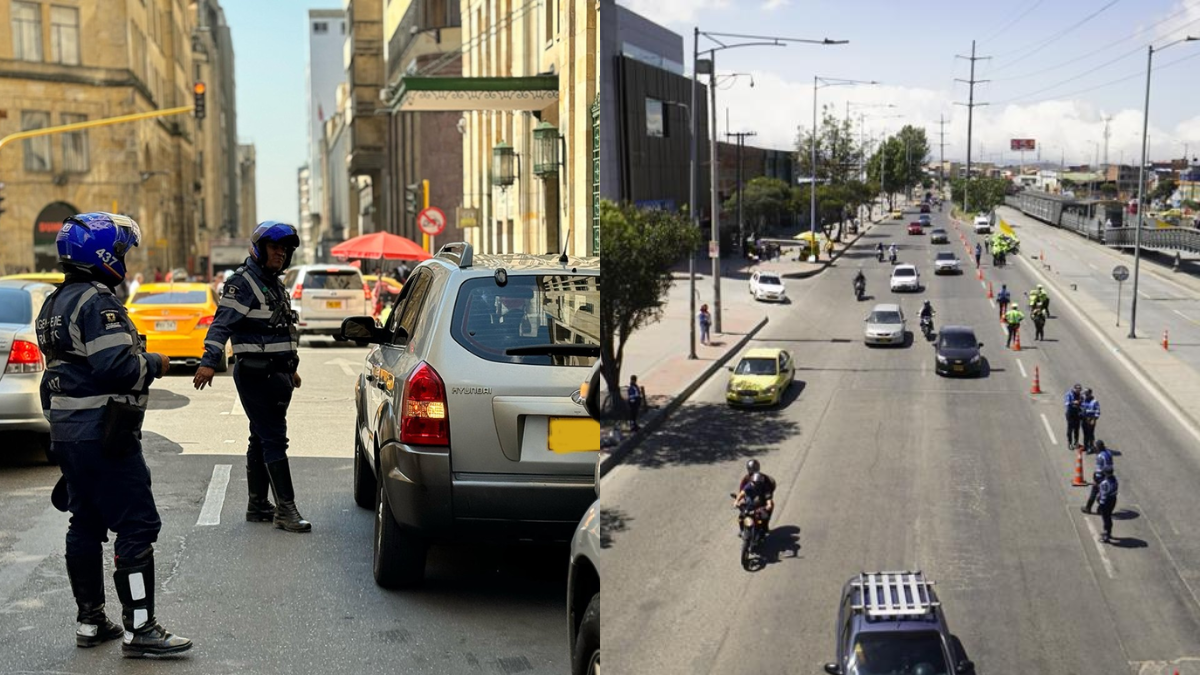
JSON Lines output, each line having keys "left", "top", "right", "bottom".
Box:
{"left": 1087, "top": 262, "right": 1099, "bottom": 271}
{"left": 324, "top": 357, "right": 358, "bottom": 377}
{"left": 1040, "top": 413, "right": 1058, "bottom": 446}
{"left": 230, "top": 392, "right": 245, "bottom": 417}
{"left": 1173, "top": 309, "right": 1199, "bottom": 326}
{"left": 1016, "top": 358, "right": 1027, "bottom": 378}
{"left": 196, "top": 464, "right": 232, "bottom": 526}
{"left": 1083, "top": 516, "right": 1117, "bottom": 579}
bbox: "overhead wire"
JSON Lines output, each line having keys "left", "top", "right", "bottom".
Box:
{"left": 998, "top": 47, "right": 1200, "bottom": 105}
{"left": 989, "top": 0, "right": 1123, "bottom": 71}
{"left": 979, "top": 0, "right": 1047, "bottom": 46}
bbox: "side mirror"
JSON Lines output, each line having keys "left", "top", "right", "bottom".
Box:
{"left": 340, "top": 316, "right": 392, "bottom": 344}
{"left": 726, "top": 366, "right": 734, "bottom": 372}
{"left": 956, "top": 660, "right": 975, "bottom": 674}
{"left": 978, "top": 342, "right": 984, "bottom": 348}
{"left": 824, "top": 664, "right": 843, "bottom": 675}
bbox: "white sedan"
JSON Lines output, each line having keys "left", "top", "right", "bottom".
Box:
{"left": 749, "top": 271, "right": 787, "bottom": 302}
{"left": 973, "top": 213, "right": 992, "bottom": 233}
{"left": 934, "top": 251, "right": 961, "bottom": 274}
{"left": 890, "top": 264, "right": 922, "bottom": 292}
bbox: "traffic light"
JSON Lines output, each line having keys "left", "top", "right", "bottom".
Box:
{"left": 193, "top": 82, "right": 206, "bottom": 120}
{"left": 405, "top": 181, "right": 428, "bottom": 215}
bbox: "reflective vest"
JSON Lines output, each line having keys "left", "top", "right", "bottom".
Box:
{"left": 200, "top": 257, "right": 299, "bottom": 370}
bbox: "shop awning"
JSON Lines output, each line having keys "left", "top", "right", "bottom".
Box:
{"left": 391, "top": 76, "right": 559, "bottom": 112}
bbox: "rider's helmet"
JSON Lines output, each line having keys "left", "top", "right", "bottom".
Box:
{"left": 923, "top": 300, "right": 932, "bottom": 308}
{"left": 250, "top": 221, "right": 300, "bottom": 269}
{"left": 56, "top": 212, "right": 141, "bottom": 286}
{"left": 1083, "top": 388, "right": 1093, "bottom": 398}
{"left": 1073, "top": 383, "right": 1083, "bottom": 393}
{"left": 745, "top": 459, "right": 760, "bottom": 475}
{"left": 750, "top": 472, "right": 765, "bottom": 486}
{"left": 1037, "top": 284, "right": 1045, "bottom": 292}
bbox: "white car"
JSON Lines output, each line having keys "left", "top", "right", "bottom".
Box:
{"left": 749, "top": 271, "right": 787, "bottom": 302}
{"left": 934, "top": 251, "right": 961, "bottom": 274}
{"left": 864, "top": 303, "right": 906, "bottom": 346}
{"left": 973, "top": 213, "right": 992, "bottom": 233}
{"left": 283, "top": 264, "right": 374, "bottom": 338}
{"left": 890, "top": 264, "right": 921, "bottom": 292}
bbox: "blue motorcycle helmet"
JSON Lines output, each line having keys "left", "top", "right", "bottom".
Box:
{"left": 249, "top": 221, "right": 300, "bottom": 269}
{"left": 56, "top": 212, "right": 141, "bottom": 285}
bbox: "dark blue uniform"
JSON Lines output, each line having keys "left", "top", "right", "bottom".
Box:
{"left": 200, "top": 257, "right": 299, "bottom": 465}
{"left": 1097, "top": 473, "right": 1119, "bottom": 541}
{"left": 36, "top": 278, "right": 164, "bottom": 561}
{"left": 1083, "top": 447, "right": 1114, "bottom": 513}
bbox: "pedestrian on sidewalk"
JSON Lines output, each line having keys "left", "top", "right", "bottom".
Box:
{"left": 1096, "top": 466, "right": 1119, "bottom": 544}
{"left": 1031, "top": 304, "right": 1047, "bottom": 341}
{"left": 1082, "top": 440, "right": 1114, "bottom": 514}
{"left": 1004, "top": 305, "right": 1024, "bottom": 348}
{"left": 1081, "top": 389, "right": 1101, "bottom": 453}
{"left": 974, "top": 242, "right": 982, "bottom": 268}
{"left": 626, "top": 375, "right": 645, "bottom": 432}
{"left": 1064, "top": 384, "right": 1084, "bottom": 448}
{"left": 698, "top": 303, "right": 712, "bottom": 345}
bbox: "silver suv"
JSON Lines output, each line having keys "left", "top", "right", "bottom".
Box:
{"left": 283, "top": 264, "right": 373, "bottom": 338}
{"left": 341, "top": 243, "right": 600, "bottom": 587}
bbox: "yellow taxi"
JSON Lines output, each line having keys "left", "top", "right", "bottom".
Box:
{"left": 126, "top": 282, "right": 233, "bottom": 371}
{"left": 725, "top": 348, "right": 796, "bottom": 407}
{"left": 1, "top": 272, "right": 65, "bottom": 285}
{"left": 364, "top": 274, "right": 404, "bottom": 324}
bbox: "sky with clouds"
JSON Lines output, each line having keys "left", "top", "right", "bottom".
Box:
{"left": 617, "top": 0, "right": 1200, "bottom": 168}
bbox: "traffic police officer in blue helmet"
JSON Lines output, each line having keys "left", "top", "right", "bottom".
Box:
{"left": 193, "top": 221, "right": 311, "bottom": 532}
{"left": 36, "top": 212, "right": 192, "bottom": 656}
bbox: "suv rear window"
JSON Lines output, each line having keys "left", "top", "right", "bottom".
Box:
{"left": 0, "top": 289, "right": 33, "bottom": 324}
{"left": 303, "top": 270, "right": 360, "bottom": 290}
{"left": 450, "top": 274, "right": 598, "bottom": 367}
{"left": 131, "top": 290, "right": 211, "bottom": 304}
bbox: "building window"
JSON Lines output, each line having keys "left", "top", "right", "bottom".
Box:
{"left": 313, "top": 22, "right": 328, "bottom": 34}
{"left": 49, "top": 6, "right": 80, "bottom": 65}
{"left": 646, "top": 99, "right": 665, "bottom": 138}
{"left": 545, "top": 0, "right": 556, "bottom": 43}
{"left": 21, "top": 111, "right": 53, "bottom": 172}
{"left": 340, "top": 22, "right": 345, "bottom": 35}
{"left": 12, "top": 2, "right": 43, "bottom": 62}
{"left": 61, "top": 113, "right": 89, "bottom": 173}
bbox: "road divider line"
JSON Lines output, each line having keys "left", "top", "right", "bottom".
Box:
{"left": 230, "top": 393, "right": 244, "bottom": 417}
{"left": 196, "top": 464, "right": 232, "bottom": 526}
{"left": 1016, "top": 358, "right": 1027, "bottom": 378}
{"left": 1083, "top": 516, "right": 1117, "bottom": 579}
{"left": 1172, "top": 309, "right": 1199, "bottom": 326}
{"left": 1040, "top": 413, "right": 1058, "bottom": 446}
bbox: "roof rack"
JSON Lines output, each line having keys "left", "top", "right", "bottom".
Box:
{"left": 850, "top": 571, "right": 939, "bottom": 619}
{"left": 435, "top": 242, "right": 473, "bottom": 268}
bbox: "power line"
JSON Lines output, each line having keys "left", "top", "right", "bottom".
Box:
{"left": 999, "top": 47, "right": 1200, "bottom": 105}
{"left": 954, "top": 41, "right": 991, "bottom": 211}
{"left": 980, "top": 0, "right": 1047, "bottom": 45}
{"left": 990, "top": 0, "right": 1123, "bottom": 70}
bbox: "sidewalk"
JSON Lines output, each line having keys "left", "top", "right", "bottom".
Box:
{"left": 964, "top": 206, "right": 1200, "bottom": 436}
{"left": 599, "top": 207, "right": 889, "bottom": 474}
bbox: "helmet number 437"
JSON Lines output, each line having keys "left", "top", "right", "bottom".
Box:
{"left": 96, "top": 248, "right": 119, "bottom": 266}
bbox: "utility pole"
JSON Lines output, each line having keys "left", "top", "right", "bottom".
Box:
{"left": 726, "top": 130, "right": 757, "bottom": 257}
{"left": 937, "top": 114, "right": 947, "bottom": 190}
{"left": 1102, "top": 114, "right": 1113, "bottom": 186}
{"left": 955, "top": 40, "right": 991, "bottom": 212}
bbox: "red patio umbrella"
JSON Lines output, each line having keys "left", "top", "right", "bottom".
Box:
{"left": 329, "top": 231, "right": 432, "bottom": 261}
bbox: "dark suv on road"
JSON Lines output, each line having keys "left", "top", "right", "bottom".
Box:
{"left": 341, "top": 243, "right": 600, "bottom": 588}
{"left": 824, "top": 571, "right": 974, "bottom": 675}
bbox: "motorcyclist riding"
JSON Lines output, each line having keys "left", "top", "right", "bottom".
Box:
{"left": 920, "top": 300, "right": 935, "bottom": 336}
{"left": 735, "top": 461, "right": 776, "bottom": 533}
{"left": 853, "top": 270, "right": 866, "bottom": 299}
{"left": 876, "top": 243, "right": 884, "bottom": 262}
{"left": 888, "top": 243, "right": 898, "bottom": 264}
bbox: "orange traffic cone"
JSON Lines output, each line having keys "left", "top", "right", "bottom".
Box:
{"left": 977, "top": 267, "right": 983, "bottom": 280}
{"left": 1072, "top": 448, "right": 1087, "bottom": 486}
{"left": 1030, "top": 366, "right": 1042, "bottom": 394}
{"left": 1163, "top": 329, "right": 1169, "bottom": 351}
{"left": 987, "top": 281, "right": 994, "bottom": 299}
{"left": 1040, "top": 249, "right": 1044, "bottom": 261}
{"left": 1013, "top": 327, "right": 1022, "bottom": 351}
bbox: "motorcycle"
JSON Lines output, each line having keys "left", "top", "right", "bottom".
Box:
{"left": 854, "top": 279, "right": 866, "bottom": 301}
{"left": 876, "top": 248, "right": 885, "bottom": 263}
{"left": 920, "top": 314, "right": 934, "bottom": 340}
{"left": 731, "top": 494, "right": 768, "bottom": 571}
{"left": 889, "top": 249, "right": 898, "bottom": 265}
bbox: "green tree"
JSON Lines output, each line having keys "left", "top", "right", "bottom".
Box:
{"left": 724, "top": 177, "right": 793, "bottom": 235}
{"left": 598, "top": 200, "right": 703, "bottom": 396}
{"left": 796, "top": 105, "right": 865, "bottom": 186}
{"left": 1152, "top": 178, "right": 1178, "bottom": 203}
{"left": 950, "top": 177, "right": 1009, "bottom": 213}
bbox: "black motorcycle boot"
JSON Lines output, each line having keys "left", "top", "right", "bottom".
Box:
{"left": 65, "top": 554, "right": 123, "bottom": 648}
{"left": 266, "top": 458, "right": 312, "bottom": 533}
{"left": 246, "top": 460, "right": 275, "bottom": 522}
{"left": 114, "top": 547, "right": 193, "bottom": 658}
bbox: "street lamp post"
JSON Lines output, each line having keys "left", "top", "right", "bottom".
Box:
{"left": 693, "top": 31, "right": 847, "bottom": 330}
{"left": 664, "top": 101, "right": 699, "bottom": 359}
{"left": 1129, "top": 36, "right": 1198, "bottom": 339}
{"left": 810, "top": 77, "right": 877, "bottom": 259}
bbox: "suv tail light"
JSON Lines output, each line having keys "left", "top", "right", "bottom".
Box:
{"left": 399, "top": 361, "right": 449, "bottom": 446}
{"left": 291, "top": 283, "right": 303, "bottom": 300}
{"left": 197, "top": 315, "right": 215, "bottom": 327}
{"left": 6, "top": 339, "right": 44, "bottom": 374}
{"left": 363, "top": 282, "right": 372, "bottom": 301}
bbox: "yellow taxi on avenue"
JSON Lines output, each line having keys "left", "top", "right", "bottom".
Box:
{"left": 125, "top": 282, "right": 233, "bottom": 370}
{"left": 0, "top": 272, "right": 66, "bottom": 285}
{"left": 725, "top": 347, "right": 796, "bottom": 407}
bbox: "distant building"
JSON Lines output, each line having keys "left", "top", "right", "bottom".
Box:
{"left": 303, "top": 8, "right": 347, "bottom": 260}
{"left": 296, "top": 164, "right": 312, "bottom": 263}
{"left": 237, "top": 144, "right": 257, "bottom": 236}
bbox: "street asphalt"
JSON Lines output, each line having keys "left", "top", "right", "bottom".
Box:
{"left": 601, "top": 207, "right": 1200, "bottom": 675}
{"left": 0, "top": 338, "right": 570, "bottom": 675}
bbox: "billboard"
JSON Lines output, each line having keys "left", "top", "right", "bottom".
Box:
{"left": 1010, "top": 138, "right": 1036, "bottom": 151}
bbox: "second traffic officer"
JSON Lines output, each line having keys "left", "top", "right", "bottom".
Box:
{"left": 193, "top": 221, "right": 311, "bottom": 533}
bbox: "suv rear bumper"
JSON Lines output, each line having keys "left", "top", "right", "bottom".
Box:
{"left": 380, "top": 440, "right": 595, "bottom": 542}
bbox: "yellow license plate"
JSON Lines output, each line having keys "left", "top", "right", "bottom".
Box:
{"left": 325, "top": 300, "right": 343, "bottom": 309}
{"left": 548, "top": 417, "right": 600, "bottom": 453}
{"left": 155, "top": 321, "right": 176, "bottom": 332}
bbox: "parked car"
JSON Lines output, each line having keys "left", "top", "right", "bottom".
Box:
{"left": 569, "top": 494, "right": 600, "bottom": 675}
{"left": 725, "top": 348, "right": 795, "bottom": 407}
{"left": 863, "top": 303, "right": 906, "bottom": 346}
{"left": 126, "top": 282, "right": 233, "bottom": 370}
{"left": 0, "top": 272, "right": 65, "bottom": 286}
{"left": 341, "top": 242, "right": 600, "bottom": 587}
{"left": 934, "top": 326, "right": 984, "bottom": 376}
{"left": 749, "top": 271, "right": 787, "bottom": 302}
{"left": 890, "top": 265, "right": 922, "bottom": 292}
{"left": 973, "top": 213, "right": 992, "bottom": 233}
{"left": 908, "top": 222, "right": 924, "bottom": 235}
{"left": 0, "top": 280, "right": 55, "bottom": 462}
{"left": 934, "top": 251, "right": 962, "bottom": 275}
{"left": 283, "top": 264, "right": 373, "bottom": 339}
{"left": 929, "top": 228, "right": 949, "bottom": 244}
{"left": 823, "top": 571, "right": 974, "bottom": 675}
